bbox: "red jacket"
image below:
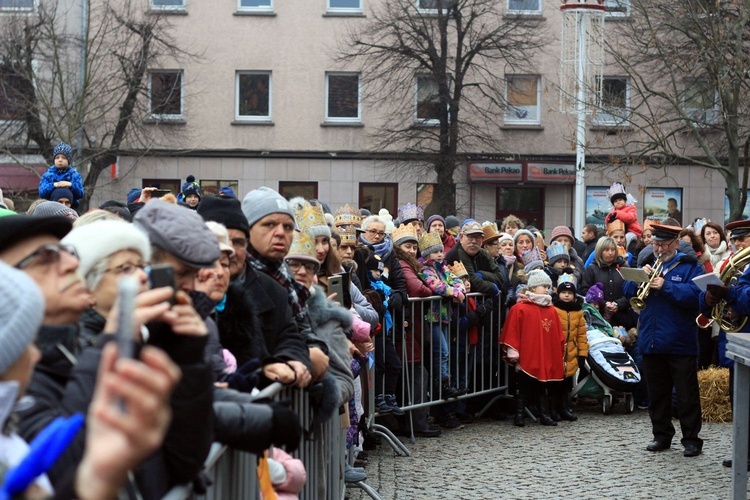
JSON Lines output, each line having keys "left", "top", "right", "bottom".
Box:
{"left": 608, "top": 204, "right": 643, "bottom": 237}
{"left": 397, "top": 258, "right": 430, "bottom": 363}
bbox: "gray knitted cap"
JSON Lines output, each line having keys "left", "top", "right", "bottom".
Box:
{"left": 0, "top": 261, "right": 44, "bottom": 374}
{"left": 241, "top": 187, "right": 295, "bottom": 228}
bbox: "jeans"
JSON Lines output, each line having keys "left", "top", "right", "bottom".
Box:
{"left": 431, "top": 322, "right": 450, "bottom": 379}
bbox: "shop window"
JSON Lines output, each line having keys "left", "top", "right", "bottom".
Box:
{"left": 279, "top": 181, "right": 318, "bottom": 201}
{"left": 360, "top": 183, "right": 397, "bottom": 216}
{"left": 496, "top": 187, "right": 545, "bottom": 232}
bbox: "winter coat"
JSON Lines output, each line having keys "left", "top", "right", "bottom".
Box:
{"left": 418, "top": 258, "right": 465, "bottom": 323}
{"left": 554, "top": 297, "right": 589, "bottom": 378}
{"left": 38, "top": 165, "right": 84, "bottom": 201}
{"left": 582, "top": 235, "right": 602, "bottom": 264}
{"left": 499, "top": 294, "right": 565, "bottom": 382}
{"left": 442, "top": 231, "right": 457, "bottom": 254}
{"left": 624, "top": 252, "right": 703, "bottom": 356}
{"left": 349, "top": 281, "right": 379, "bottom": 329}
{"left": 445, "top": 243, "right": 504, "bottom": 296}
{"left": 212, "top": 388, "right": 277, "bottom": 454}
{"left": 452, "top": 294, "right": 495, "bottom": 345}
{"left": 606, "top": 203, "right": 642, "bottom": 237}
{"left": 218, "top": 266, "right": 311, "bottom": 371}
{"left": 398, "top": 258, "right": 430, "bottom": 363}
{"left": 581, "top": 255, "right": 638, "bottom": 330}
{"left": 303, "top": 286, "right": 355, "bottom": 406}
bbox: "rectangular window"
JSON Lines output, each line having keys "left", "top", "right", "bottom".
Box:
{"left": 149, "top": 70, "right": 183, "bottom": 119}
{"left": 683, "top": 79, "right": 719, "bottom": 125}
{"left": 507, "top": 0, "right": 541, "bottom": 14}
{"left": 238, "top": 0, "right": 272, "bottom": 12}
{"left": 0, "top": 0, "right": 34, "bottom": 12}
{"left": 0, "top": 71, "right": 27, "bottom": 121}
{"left": 417, "top": 0, "right": 455, "bottom": 13}
{"left": 328, "top": 0, "right": 362, "bottom": 12}
{"left": 199, "top": 179, "right": 240, "bottom": 196}
{"left": 279, "top": 181, "right": 318, "bottom": 201}
{"left": 604, "top": 0, "right": 629, "bottom": 18}
{"left": 150, "top": 0, "right": 185, "bottom": 9}
{"left": 359, "top": 183, "right": 398, "bottom": 216}
{"left": 326, "top": 73, "right": 360, "bottom": 122}
{"left": 415, "top": 75, "right": 442, "bottom": 124}
{"left": 505, "top": 75, "right": 540, "bottom": 125}
{"left": 593, "top": 76, "right": 629, "bottom": 126}
{"left": 236, "top": 71, "right": 272, "bottom": 121}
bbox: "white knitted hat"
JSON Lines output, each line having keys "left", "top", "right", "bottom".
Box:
{"left": 0, "top": 261, "right": 44, "bottom": 374}
{"left": 526, "top": 269, "right": 552, "bottom": 289}
{"left": 62, "top": 219, "right": 151, "bottom": 282}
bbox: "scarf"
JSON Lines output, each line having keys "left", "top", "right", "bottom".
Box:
{"left": 360, "top": 234, "right": 394, "bottom": 260}
{"left": 247, "top": 247, "right": 310, "bottom": 318}
{"left": 707, "top": 240, "right": 728, "bottom": 268}
{"left": 504, "top": 254, "right": 517, "bottom": 267}
{"left": 518, "top": 290, "right": 553, "bottom": 307}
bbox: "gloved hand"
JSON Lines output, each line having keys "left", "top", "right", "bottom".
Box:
{"left": 389, "top": 291, "right": 403, "bottom": 312}
{"left": 705, "top": 284, "right": 728, "bottom": 308}
{"left": 491, "top": 284, "right": 500, "bottom": 296}
{"left": 226, "top": 358, "right": 263, "bottom": 393}
{"left": 606, "top": 213, "right": 616, "bottom": 223}
{"left": 270, "top": 400, "right": 302, "bottom": 452}
{"left": 475, "top": 272, "right": 484, "bottom": 280}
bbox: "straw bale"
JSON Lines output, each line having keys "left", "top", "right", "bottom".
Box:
{"left": 698, "top": 366, "right": 732, "bottom": 423}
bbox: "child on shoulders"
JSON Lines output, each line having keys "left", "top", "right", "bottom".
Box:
{"left": 606, "top": 182, "right": 642, "bottom": 252}
{"left": 38, "top": 142, "right": 84, "bottom": 208}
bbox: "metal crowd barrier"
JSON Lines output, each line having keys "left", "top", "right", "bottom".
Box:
{"left": 165, "top": 381, "right": 346, "bottom": 500}
{"left": 372, "top": 291, "right": 511, "bottom": 442}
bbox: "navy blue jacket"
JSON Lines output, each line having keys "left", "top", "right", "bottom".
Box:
{"left": 624, "top": 252, "right": 702, "bottom": 356}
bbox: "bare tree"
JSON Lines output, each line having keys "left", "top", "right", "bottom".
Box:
{"left": 590, "top": 0, "right": 750, "bottom": 220}
{"left": 338, "top": 0, "right": 547, "bottom": 217}
{"left": 0, "top": 0, "right": 193, "bottom": 210}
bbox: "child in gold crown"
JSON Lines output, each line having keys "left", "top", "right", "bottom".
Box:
{"left": 417, "top": 230, "right": 466, "bottom": 401}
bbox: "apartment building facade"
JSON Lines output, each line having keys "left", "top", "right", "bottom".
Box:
{"left": 1, "top": 0, "right": 734, "bottom": 230}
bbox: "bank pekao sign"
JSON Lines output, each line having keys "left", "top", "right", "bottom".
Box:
{"left": 468, "top": 162, "right": 575, "bottom": 184}
{"left": 468, "top": 163, "right": 523, "bottom": 182}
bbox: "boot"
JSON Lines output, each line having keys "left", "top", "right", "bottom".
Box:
{"left": 559, "top": 393, "right": 578, "bottom": 422}
{"left": 538, "top": 394, "right": 558, "bottom": 426}
{"left": 550, "top": 393, "right": 561, "bottom": 422}
{"left": 513, "top": 394, "right": 526, "bottom": 427}
{"left": 441, "top": 377, "right": 461, "bottom": 399}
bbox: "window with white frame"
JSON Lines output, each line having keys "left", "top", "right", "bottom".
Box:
{"left": 683, "top": 79, "right": 719, "bottom": 125}
{"left": 604, "top": 0, "right": 629, "bottom": 18}
{"left": 507, "top": 0, "right": 541, "bottom": 15}
{"left": 415, "top": 75, "right": 442, "bottom": 125}
{"left": 236, "top": 71, "right": 272, "bottom": 121}
{"left": 150, "top": 0, "right": 185, "bottom": 10}
{"left": 505, "top": 75, "right": 540, "bottom": 125}
{"left": 238, "top": 0, "right": 272, "bottom": 12}
{"left": 328, "top": 0, "right": 362, "bottom": 12}
{"left": 326, "top": 73, "right": 360, "bottom": 122}
{"left": 0, "top": 0, "right": 34, "bottom": 11}
{"left": 593, "top": 76, "right": 629, "bottom": 126}
{"left": 149, "top": 70, "right": 183, "bottom": 119}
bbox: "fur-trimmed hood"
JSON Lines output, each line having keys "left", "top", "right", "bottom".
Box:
{"left": 306, "top": 285, "right": 353, "bottom": 330}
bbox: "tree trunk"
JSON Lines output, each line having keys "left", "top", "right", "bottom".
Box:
{"left": 426, "top": 156, "right": 457, "bottom": 218}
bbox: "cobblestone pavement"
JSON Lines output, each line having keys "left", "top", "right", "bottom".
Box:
{"left": 347, "top": 405, "right": 740, "bottom": 500}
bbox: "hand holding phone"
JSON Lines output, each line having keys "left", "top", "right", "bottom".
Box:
{"left": 327, "top": 274, "right": 345, "bottom": 306}
{"left": 149, "top": 265, "right": 176, "bottom": 305}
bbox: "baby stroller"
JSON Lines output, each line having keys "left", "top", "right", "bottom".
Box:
{"left": 572, "top": 302, "right": 641, "bottom": 414}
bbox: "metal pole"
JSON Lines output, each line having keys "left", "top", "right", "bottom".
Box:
{"left": 573, "top": 10, "right": 587, "bottom": 236}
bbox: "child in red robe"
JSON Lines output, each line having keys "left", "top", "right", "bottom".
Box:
{"left": 500, "top": 269, "right": 565, "bottom": 427}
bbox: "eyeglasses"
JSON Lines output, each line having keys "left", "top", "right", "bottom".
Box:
{"left": 231, "top": 237, "right": 248, "bottom": 248}
{"left": 286, "top": 259, "right": 320, "bottom": 274}
{"left": 104, "top": 262, "right": 146, "bottom": 276}
{"left": 14, "top": 243, "right": 78, "bottom": 270}
{"left": 366, "top": 229, "right": 385, "bottom": 238}
{"left": 463, "top": 234, "right": 483, "bottom": 241}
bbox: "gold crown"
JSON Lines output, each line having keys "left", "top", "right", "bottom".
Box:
{"left": 294, "top": 201, "right": 329, "bottom": 236}
{"left": 606, "top": 219, "right": 626, "bottom": 235}
{"left": 448, "top": 260, "right": 468, "bottom": 278}
{"left": 418, "top": 230, "right": 443, "bottom": 253}
{"left": 334, "top": 204, "right": 361, "bottom": 227}
{"left": 287, "top": 231, "right": 317, "bottom": 261}
{"left": 340, "top": 227, "right": 357, "bottom": 245}
{"left": 391, "top": 223, "right": 418, "bottom": 245}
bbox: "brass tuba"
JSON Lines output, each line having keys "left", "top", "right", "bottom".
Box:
{"left": 630, "top": 255, "right": 664, "bottom": 311}
{"left": 698, "top": 245, "right": 750, "bottom": 332}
